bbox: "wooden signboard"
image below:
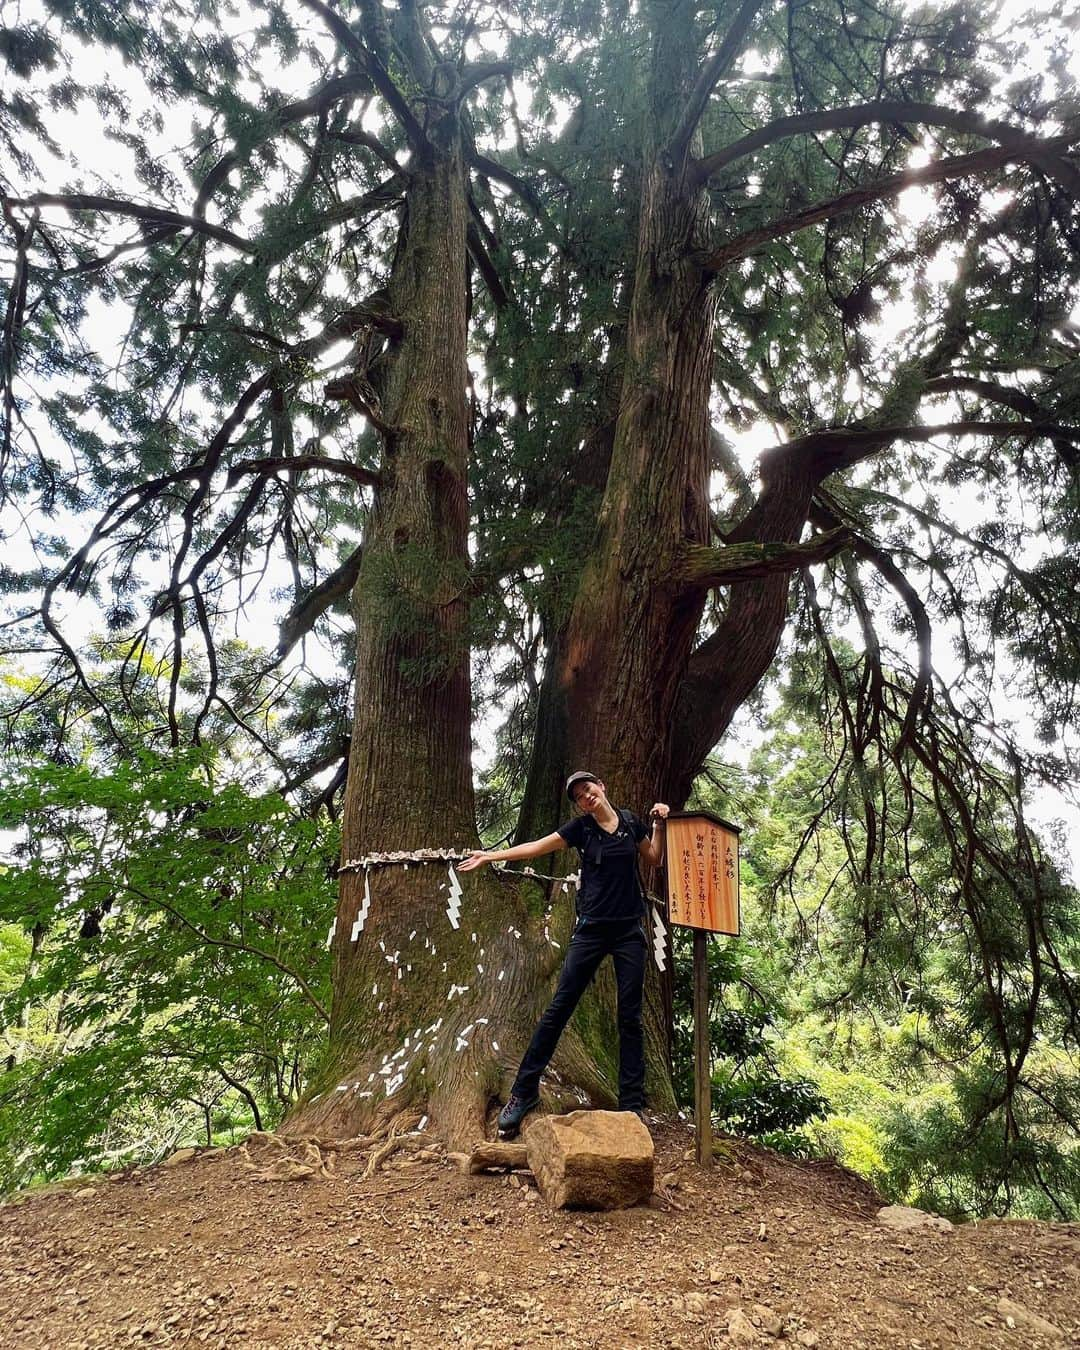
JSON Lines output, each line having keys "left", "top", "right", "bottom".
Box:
{"left": 665, "top": 812, "right": 740, "bottom": 935}
{"left": 663, "top": 811, "right": 741, "bottom": 1168}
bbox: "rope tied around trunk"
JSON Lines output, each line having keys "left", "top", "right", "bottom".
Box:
{"left": 330, "top": 848, "right": 669, "bottom": 970}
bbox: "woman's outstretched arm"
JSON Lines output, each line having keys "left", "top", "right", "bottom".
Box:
{"left": 458, "top": 832, "right": 567, "bottom": 872}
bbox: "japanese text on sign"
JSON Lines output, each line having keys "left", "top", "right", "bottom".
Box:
{"left": 665, "top": 814, "right": 740, "bottom": 935}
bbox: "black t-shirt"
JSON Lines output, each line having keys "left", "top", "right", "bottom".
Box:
{"left": 557, "top": 809, "right": 649, "bottom": 921}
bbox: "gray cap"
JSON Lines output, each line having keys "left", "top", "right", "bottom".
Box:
{"left": 565, "top": 770, "right": 600, "bottom": 802}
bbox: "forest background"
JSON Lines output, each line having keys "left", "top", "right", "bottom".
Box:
{"left": 0, "top": 0, "right": 1078, "bottom": 1224}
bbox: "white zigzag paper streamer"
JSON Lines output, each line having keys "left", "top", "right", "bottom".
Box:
{"left": 651, "top": 907, "right": 668, "bottom": 972}
{"left": 326, "top": 917, "right": 337, "bottom": 949}
{"left": 445, "top": 863, "right": 463, "bottom": 929}
{"left": 351, "top": 869, "right": 372, "bottom": 942}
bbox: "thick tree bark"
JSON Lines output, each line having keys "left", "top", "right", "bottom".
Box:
{"left": 290, "top": 81, "right": 631, "bottom": 1147}
{"left": 287, "top": 102, "right": 496, "bottom": 1144}
{"left": 524, "top": 2, "right": 727, "bottom": 1109}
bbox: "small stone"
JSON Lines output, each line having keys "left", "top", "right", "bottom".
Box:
{"left": 163, "top": 1148, "right": 197, "bottom": 1168}
{"left": 709, "top": 1266, "right": 723, "bottom": 1284}
{"left": 796, "top": 1331, "right": 819, "bottom": 1348}
{"left": 752, "top": 1303, "right": 783, "bottom": 1337}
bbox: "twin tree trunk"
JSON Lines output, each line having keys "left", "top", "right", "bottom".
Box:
{"left": 292, "top": 6, "right": 802, "bottom": 1144}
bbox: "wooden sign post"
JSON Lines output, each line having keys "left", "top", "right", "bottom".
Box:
{"left": 664, "top": 812, "right": 741, "bottom": 1166}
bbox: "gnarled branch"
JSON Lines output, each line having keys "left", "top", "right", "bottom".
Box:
{"left": 764, "top": 418, "right": 1080, "bottom": 478}
{"left": 227, "top": 454, "right": 382, "bottom": 491}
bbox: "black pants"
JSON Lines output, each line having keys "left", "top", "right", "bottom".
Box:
{"left": 511, "top": 915, "right": 648, "bottom": 1110}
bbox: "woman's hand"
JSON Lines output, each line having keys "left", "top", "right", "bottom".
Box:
{"left": 649, "top": 802, "right": 670, "bottom": 824}
{"left": 458, "top": 851, "right": 492, "bottom": 872}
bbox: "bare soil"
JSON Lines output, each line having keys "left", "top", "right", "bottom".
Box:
{"left": 1, "top": 1120, "right": 1077, "bottom": 1348}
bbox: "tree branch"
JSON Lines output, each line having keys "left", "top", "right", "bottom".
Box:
{"left": 668, "top": 0, "right": 766, "bottom": 163}
{"left": 124, "top": 883, "right": 330, "bottom": 1025}
{"left": 763, "top": 418, "right": 1080, "bottom": 479}
{"left": 812, "top": 496, "right": 931, "bottom": 752}
{"left": 297, "top": 0, "right": 425, "bottom": 150}
{"left": 194, "top": 73, "right": 374, "bottom": 217}
{"left": 698, "top": 142, "right": 1076, "bottom": 273}
{"left": 675, "top": 526, "right": 851, "bottom": 589}
{"left": 277, "top": 545, "right": 365, "bottom": 657}
{"left": 456, "top": 61, "right": 514, "bottom": 101}
{"left": 280, "top": 736, "right": 351, "bottom": 795}
{"left": 467, "top": 216, "right": 512, "bottom": 308}
{"left": 692, "top": 102, "right": 1080, "bottom": 186}
{"left": 226, "top": 454, "right": 383, "bottom": 491}
{"left": 467, "top": 149, "right": 552, "bottom": 229}
{"left": 3, "top": 192, "right": 256, "bottom": 254}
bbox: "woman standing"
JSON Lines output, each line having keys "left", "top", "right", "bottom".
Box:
{"left": 460, "top": 771, "right": 669, "bottom": 1135}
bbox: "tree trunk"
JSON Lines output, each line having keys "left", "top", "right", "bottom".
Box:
{"left": 289, "top": 89, "right": 629, "bottom": 1147}
{"left": 525, "top": 1, "right": 721, "bottom": 1110}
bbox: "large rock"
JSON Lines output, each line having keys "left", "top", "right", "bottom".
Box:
{"left": 523, "top": 1109, "right": 654, "bottom": 1210}
{"left": 163, "top": 1148, "right": 197, "bottom": 1168}
{"left": 876, "top": 1203, "right": 953, "bottom": 1233}
{"left": 996, "top": 1297, "right": 1064, "bottom": 1339}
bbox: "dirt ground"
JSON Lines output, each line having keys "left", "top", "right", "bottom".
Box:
{"left": 1, "top": 1119, "right": 1077, "bottom": 1349}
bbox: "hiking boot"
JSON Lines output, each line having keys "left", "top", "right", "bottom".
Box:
{"left": 497, "top": 1093, "right": 539, "bottom": 1136}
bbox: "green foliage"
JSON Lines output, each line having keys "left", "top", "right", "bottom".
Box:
{"left": 683, "top": 662, "right": 1080, "bottom": 1219}
{"left": 671, "top": 931, "right": 829, "bottom": 1151}
{"left": 0, "top": 750, "right": 334, "bottom": 1190}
